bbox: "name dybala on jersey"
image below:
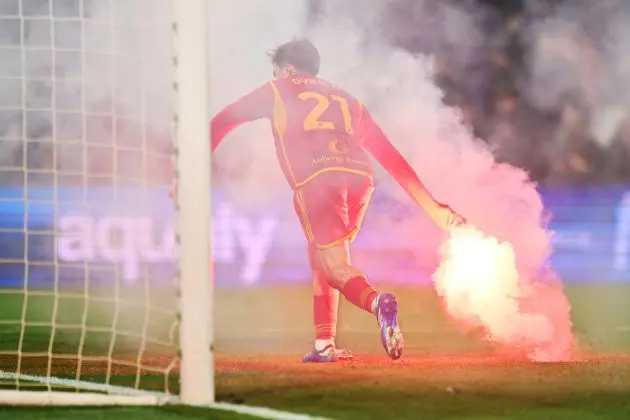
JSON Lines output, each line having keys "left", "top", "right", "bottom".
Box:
{"left": 211, "top": 74, "right": 417, "bottom": 191}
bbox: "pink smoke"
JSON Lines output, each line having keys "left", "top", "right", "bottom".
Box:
{"left": 417, "top": 116, "right": 575, "bottom": 361}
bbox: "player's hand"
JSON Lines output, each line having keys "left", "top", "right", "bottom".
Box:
{"left": 447, "top": 208, "right": 467, "bottom": 229}
{"left": 405, "top": 181, "right": 466, "bottom": 231}
{"left": 436, "top": 203, "right": 466, "bottom": 231}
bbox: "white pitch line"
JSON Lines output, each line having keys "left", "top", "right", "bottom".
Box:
{"left": 0, "top": 370, "right": 167, "bottom": 398}
{"left": 212, "top": 402, "right": 331, "bottom": 420}
{"left": 0, "top": 370, "right": 331, "bottom": 420}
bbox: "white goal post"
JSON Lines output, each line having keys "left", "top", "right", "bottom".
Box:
{"left": 173, "top": 0, "right": 214, "bottom": 407}
{"left": 0, "top": 0, "right": 213, "bottom": 406}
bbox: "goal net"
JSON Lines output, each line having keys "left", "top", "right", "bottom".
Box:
{"left": 0, "top": 0, "right": 212, "bottom": 405}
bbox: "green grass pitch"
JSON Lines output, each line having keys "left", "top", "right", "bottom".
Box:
{"left": 0, "top": 283, "right": 629, "bottom": 419}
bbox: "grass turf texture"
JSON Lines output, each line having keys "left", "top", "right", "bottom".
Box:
{"left": 0, "top": 284, "right": 629, "bottom": 419}
{"left": 0, "top": 406, "right": 261, "bottom": 419}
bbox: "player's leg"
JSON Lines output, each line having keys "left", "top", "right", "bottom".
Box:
{"left": 318, "top": 174, "right": 378, "bottom": 312}
{"left": 314, "top": 240, "right": 403, "bottom": 360}
{"left": 317, "top": 176, "right": 377, "bottom": 312}
{"left": 294, "top": 186, "right": 352, "bottom": 362}
{"left": 302, "top": 245, "right": 354, "bottom": 362}
{"left": 295, "top": 172, "right": 403, "bottom": 359}
{"left": 311, "top": 247, "right": 338, "bottom": 350}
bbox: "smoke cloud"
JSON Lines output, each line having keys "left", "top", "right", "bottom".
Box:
{"left": 206, "top": 0, "right": 309, "bottom": 204}
{"left": 525, "top": 0, "right": 630, "bottom": 146}
{"left": 0, "top": 0, "right": 175, "bottom": 187}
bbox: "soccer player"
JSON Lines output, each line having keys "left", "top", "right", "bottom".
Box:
{"left": 207, "top": 40, "right": 462, "bottom": 362}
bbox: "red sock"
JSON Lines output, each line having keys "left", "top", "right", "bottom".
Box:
{"left": 342, "top": 276, "right": 378, "bottom": 314}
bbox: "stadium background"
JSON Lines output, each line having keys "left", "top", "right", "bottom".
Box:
{"left": 0, "top": 185, "right": 628, "bottom": 289}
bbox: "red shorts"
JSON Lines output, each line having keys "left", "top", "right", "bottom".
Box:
{"left": 293, "top": 172, "right": 374, "bottom": 249}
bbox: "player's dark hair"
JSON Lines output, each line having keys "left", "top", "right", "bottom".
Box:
{"left": 269, "top": 39, "right": 321, "bottom": 76}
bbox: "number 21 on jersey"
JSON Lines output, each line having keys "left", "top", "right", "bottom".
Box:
{"left": 298, "top": 91, "right": 354, "bottom": 134}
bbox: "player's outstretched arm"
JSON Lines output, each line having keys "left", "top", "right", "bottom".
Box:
{"left": 361, "top": 110, "right": 463, "bottom": 231}
{"left": 170, "top": 83, "right": 273, "bottom": 200}
{"left": 210, "top": 83, "right": 274, "bottom": 151}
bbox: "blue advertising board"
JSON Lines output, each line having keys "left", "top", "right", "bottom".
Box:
{"left": 0, "top": 185, "right": 628, "bottom": 288}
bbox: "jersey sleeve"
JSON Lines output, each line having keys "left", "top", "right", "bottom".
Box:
{"left": 211, "top": 83, "right": 274, "bottom": 151}
{"left": 360, "top": 108, "right": 449, "bottom": 223}
{"left": 361, "top": 108, "right": 420, "bottom": 188}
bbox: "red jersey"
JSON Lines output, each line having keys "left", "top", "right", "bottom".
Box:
{"left": 211, "top": 74, "right": 421, "bottom": 192}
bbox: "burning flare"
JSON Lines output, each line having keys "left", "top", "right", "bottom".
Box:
{"left": 433, "top": 225, "right": 573, "bottom": 361}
